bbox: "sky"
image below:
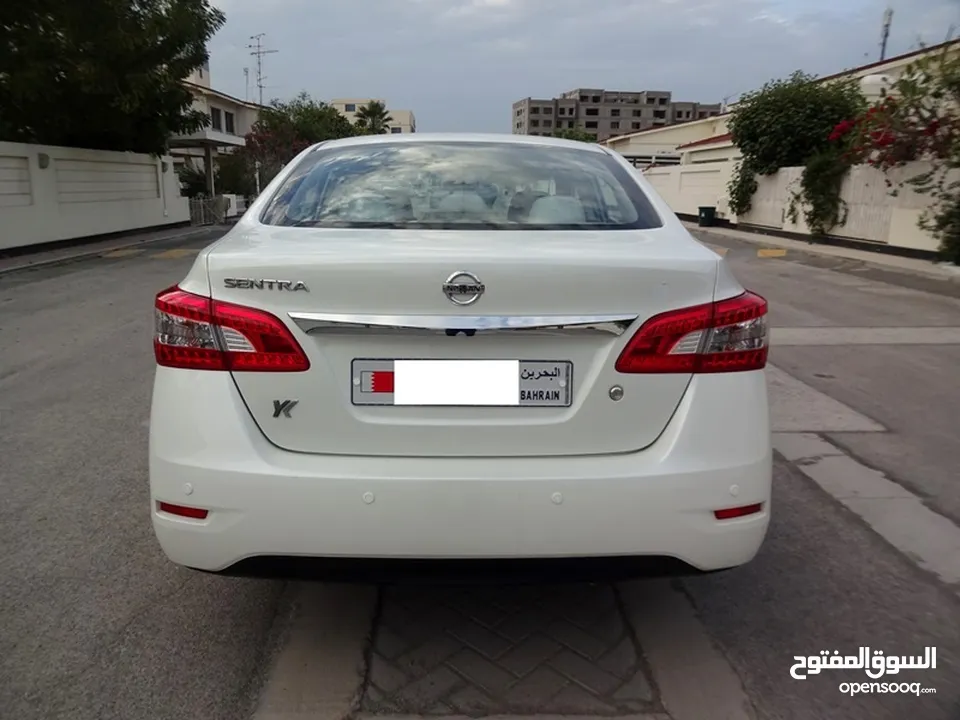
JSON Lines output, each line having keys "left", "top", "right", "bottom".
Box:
{"left": 207, "top": 0, "right": 960, "bottom": 132}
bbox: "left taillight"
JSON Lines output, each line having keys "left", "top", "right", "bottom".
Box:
{"left": 154, "top": 285, "right": 310, "bottom": 372}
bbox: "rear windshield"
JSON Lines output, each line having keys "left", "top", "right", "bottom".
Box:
{"left": 259, "top": 141, "right": 663, "bottom": 230}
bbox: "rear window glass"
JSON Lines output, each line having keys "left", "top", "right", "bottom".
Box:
{"left": 259, "top": 141, "right": 663, "bottom": 230}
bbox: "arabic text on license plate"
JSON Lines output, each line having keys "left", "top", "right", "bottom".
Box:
{"left": 350, "top": 359, "right": 572, "bottom": 407}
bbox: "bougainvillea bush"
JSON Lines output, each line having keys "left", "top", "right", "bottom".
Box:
{"left": 829, "top": 48, "right": 960, "bottom": 263}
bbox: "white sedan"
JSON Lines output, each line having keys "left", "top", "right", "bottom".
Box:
{"left": 149, "top": 133, "right": 771, "bottom": 577}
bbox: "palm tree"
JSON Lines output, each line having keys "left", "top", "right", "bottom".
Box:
{"left": 355, "top": 100, "right": 394, "bottom": 135}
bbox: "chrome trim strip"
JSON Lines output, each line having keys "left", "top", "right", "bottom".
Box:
{"left": 288, "top": 312, "right": 638, "bottom": 336}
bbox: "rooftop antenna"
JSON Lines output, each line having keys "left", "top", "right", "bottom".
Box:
{"left": 880, "top": 7, "right": 893, "bottom": 61}
{"left": 246, "top": 34, "right": 278, "bottom": 106}
{"left": 243, "top": 67, "right": 250, "bottom": 101}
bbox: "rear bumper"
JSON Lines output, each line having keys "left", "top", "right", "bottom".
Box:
{"left": 149, "top": 369, "right": 772, "bottom": 574}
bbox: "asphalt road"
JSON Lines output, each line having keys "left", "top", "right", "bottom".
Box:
{"left": 1, "top": 228, "right": 959, "bottom": 720}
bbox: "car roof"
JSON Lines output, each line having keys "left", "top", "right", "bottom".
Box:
{"left": 313, "top": 132, "right": 610, "bottom": 154}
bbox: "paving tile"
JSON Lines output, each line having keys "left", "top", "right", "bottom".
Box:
{"left": 598, "top": 637, "right": 638, "bottom": 679}
{"left": 360, "top": 582, "right": 660, "bottom": 715}
{"left": 391, "top": 666, "right": 462, "bottom": 709}
{"left": 550, "top": 648, "right": 623, "bottom": 695}
{"left": 613, "top": 670, "right": 655, "bottom": 703}
{"left": 502, "top": 666, "right": 568, "bottom": 708}
{"left": 447, "top": 648, "right": 517, "bottom": 694}
{"left": 497, "top": 634, "right": 561, "bottom": 676}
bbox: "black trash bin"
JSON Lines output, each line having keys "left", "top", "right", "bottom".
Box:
{"left": 698, "top": 206, "right": 717, "bottom": 227}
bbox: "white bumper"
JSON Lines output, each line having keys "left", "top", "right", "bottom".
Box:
{"left": 149, "top": 368, "right": 772, "bottom": 572}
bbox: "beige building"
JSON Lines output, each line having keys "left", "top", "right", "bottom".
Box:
{"left": 331, "top": 98, "right": 417, "bottom": 134}
{"left": 511, "top": 88, "right": 721, "bottom": 142}
{"left": 169, "top": 61, "right": 264, "bottom": 193}
{"left": 605, "top": 38, "right": 960, "bottom": 167}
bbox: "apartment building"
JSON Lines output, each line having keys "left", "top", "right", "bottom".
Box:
{"left": 511, "top": 88, "right": 722, "bottom": 142}
{"left": 331, "top": 98, "right": 417, "bottom": 133}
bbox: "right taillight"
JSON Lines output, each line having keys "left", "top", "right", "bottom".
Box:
{"left": 615, "top": 291, "right": 768, "bottom": 374}
{"left": 154, "top": 285, "right": 310, "bottom": 372}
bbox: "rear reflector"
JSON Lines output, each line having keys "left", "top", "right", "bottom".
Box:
{"left": 615, "top": 291, "right": 768, "bottom": 374}
{"left": 714, "top": 503, "right": 763, "bottom": 520}
{"left": 154, "top": 286, "right": 309, "bottom": 372}
{"left": 158, "top": 502, "right": 209, "bottom": 520}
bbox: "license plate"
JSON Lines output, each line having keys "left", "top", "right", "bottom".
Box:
{"left": 351, "top": 359, "right": 573, "bottom": 407}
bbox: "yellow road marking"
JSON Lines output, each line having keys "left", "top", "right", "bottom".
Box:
{"left": 152, "top": 248, "right": 199, "bottom": 259}
{"left": 102, "top": 248, "right": 145, "bottom": 258}
{"left": 757, "top": 248, "right": 787, "bottom": 258}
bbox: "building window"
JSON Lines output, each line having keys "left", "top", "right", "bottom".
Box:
{"left": 646, "top": 98, "right": 655, "bottom": 105}
{"left": 611, "top": 109, "right": 620, "bottom": 117}
{"left": 531, "top": 107, "right": 540, "bottom": 114}
{"left": 585, "top": 108, "right": 599, "bottom": 116}
{"left": 210, "top": 107, "right": 222, "bottom": 131}
{"left": 585, "top": 121, "right": 598, "bottom": 129}
{"left": 543, "top": 107, "right": 553, "bottom": 114}
{"left": 557, "top": 107, "right": 565, "bottom": 115}
{"left": 610, "top": 121, "right": 620, "bottom": 129}
{"left": 632, "top": 122, "right": 641, "bottom": 130}
{"left": 391, "top": 127, "right": 402, "bottom": 133}
{"left": 659, "top": 97, "right": 668, "bottom": 105}
{"left": 531, "top": 119, "right": 540, "bottom": 127}
{"left": 591, "top": 95, "right": 600, "bottom": 102}
{"left": 632, "top": 109, "right": 642, "bottom": 117}
{"left": 699, "top": 111, "right": 707, "bottom": 118}
{"left": 345, "top": 104, "right": 356, "bottom": 112}
{"left": 225, "top": 111, "right": 235, "bottom": 134}
{"left": 568, "top": 121, "right": 575, "bottom": 128}
{"left": 543, "top": 120, "right": 552, "bottom": 128}
{"left": 653, "top": 110, "right": 666, "bottom": 119}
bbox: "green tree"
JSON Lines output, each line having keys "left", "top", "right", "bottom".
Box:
{"left": 354, "top": 100, "right": 394, "bottom": 135}
{"left": 176, "top": 164, "right": 212, "bottom": 198}
{"left": 216, "top": 150, "right": 257, "bottom": 199}
{"left": 551, "top": 128, "right": 598, "bottom": 143}
{"left": 0, "top": 0, "right": 226, "bottom": 155}
{"left": 244, "top": 91, "right": 358, "bottom": 186}
{"left": 727, "top": 71, "right": 865, "bottom": 233}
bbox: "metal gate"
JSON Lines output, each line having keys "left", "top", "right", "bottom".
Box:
{"left": 189, "top": 197, "right": 226, "bottom": 226}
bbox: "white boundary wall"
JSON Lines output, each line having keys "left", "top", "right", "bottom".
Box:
{"left": 642, "top": 160, "right": 941, "bottom": 253}
{"left": 0, "top": 142, "right": 189, "bottom": 251}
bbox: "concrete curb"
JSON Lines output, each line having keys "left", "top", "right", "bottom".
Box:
{"left": 0, "top": 226, "right": 219, "bottom": 277}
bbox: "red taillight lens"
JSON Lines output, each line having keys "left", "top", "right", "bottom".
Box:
{"left": 158, "top": 501, "right": 209, "bottom": 519}
{"left": 154, "top": 286, "right": 310, "bottom": 372}
{"left": 714, "top": 503, "right": 764, "bottom": 520}
{"left": 615, "top": 291, "right": 768, "bottom": 374}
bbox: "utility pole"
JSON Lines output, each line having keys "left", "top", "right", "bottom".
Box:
{"left": 879, "top": 7, "right": 893, "bottom": 61}
{"left": 246, "top": 33, "right": 277, "bottom": 106}
{"left": 243, "top": 67, "right": 250, "bottom": 102}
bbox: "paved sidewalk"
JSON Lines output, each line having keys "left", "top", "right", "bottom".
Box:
{"left": 683, "top": 221, "right": 960, "bottom": 283}
{"left": 0, "top": 224, "right": 227, "bottom": 276}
